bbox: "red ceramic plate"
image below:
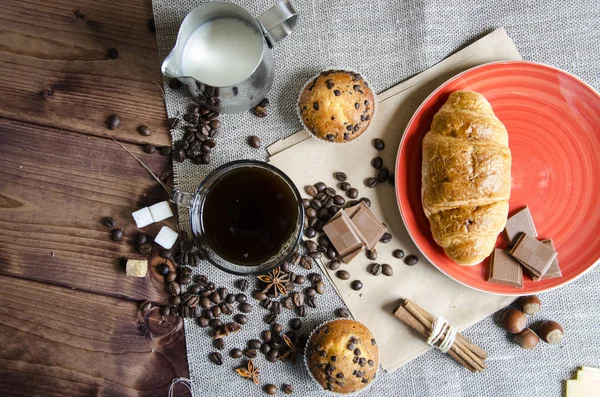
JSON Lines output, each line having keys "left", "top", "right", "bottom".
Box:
{"left": 396, "top": 61, "right": 600, "bottom": 295}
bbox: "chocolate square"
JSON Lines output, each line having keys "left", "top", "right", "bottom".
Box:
{"left": 346, "top": 203, "right": 386, "bottom": 251}
{"left": 510, "top": 233, "right": 557, "bottom": 277}
{"left": 504, "top": 206, "right": 538, "bottom": 246}
{"left": 487, "top": 248, "right": 523, "bottom": 288}
{"left": 532, "top": 239, "right": 562, "bottom": 281}
{"left": 323, "top": 211, "right": 364, "bottom": 261}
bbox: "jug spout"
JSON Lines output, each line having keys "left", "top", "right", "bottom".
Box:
{"left": 161, "top": 50, "right": 182, "bottom": 79}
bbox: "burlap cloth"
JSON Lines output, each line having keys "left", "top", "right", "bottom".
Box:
{"left": 151, "top": 1, "right": 600, "bottom": 395}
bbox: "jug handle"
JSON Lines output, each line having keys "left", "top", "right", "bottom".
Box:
{"left": 171, "top": 188, "right": 194, "bottom": 208}
{"left": 256, "top": 0, "right": 298, "bottom": 48}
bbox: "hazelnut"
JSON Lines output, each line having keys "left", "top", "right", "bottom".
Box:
{"left": 537, "top": 320, "right": 564, "bottom": 344}
{"left": 501, "top": 309, "right": 527, "bottom": 333}
{"left": 518, "top": 295, "right": 542, "bottom": 315}
{"left": 514, "top": 328, "right": 539, "bottom": 350}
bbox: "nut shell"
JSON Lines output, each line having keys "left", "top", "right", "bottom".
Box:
{"left": 501, "top": 309, "right": 527, "bottom": 333}
{"left": 537, "top": 320, "right": 564, "bottom": 344}
{"left": 518, "top": 295, "right": 542, "bottom": 315}
{"left": 514, "top": 328, "right": 539, "bottom": 350}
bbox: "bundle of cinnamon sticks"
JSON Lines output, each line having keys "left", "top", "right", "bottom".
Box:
{"left": 393, "top": 299, "right": 487, "bottom": 373}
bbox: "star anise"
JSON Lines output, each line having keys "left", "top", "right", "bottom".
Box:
{"left": 257, "top": 267, "right": 290, "bottom": 297}
{"left": 235, "top": 359, "right": 260, "bottom": 384}
{"left": 279, "top": 334, "right": 303, "bottom": 364}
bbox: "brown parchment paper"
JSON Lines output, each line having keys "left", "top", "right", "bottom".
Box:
{"left": 267, "top": 28, "right": 520, "bottom": 372}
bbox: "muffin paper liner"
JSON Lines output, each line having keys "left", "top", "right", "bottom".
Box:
{"left": 296, "top": 69, "right": 379, "bottom": 145}
{"left": 303, "top": 319, "right": 380, "bottom": 395}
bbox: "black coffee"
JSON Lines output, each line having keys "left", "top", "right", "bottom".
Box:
{"left": 203, "top": 167, "right": 299, "bottom": 266}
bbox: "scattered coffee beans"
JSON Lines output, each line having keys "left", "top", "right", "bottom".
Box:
{"left": 111, "top": 229, "right": 124, "bottom": 242}
{"left": 230, "top": 348, "right": 242, "bottom": 358}
{"left": 156, "top": 263, "right": 170, "bottom": 276}
{"left": 139, "top": 243, "right": 152, "bottom": 254}
{"left": 328, "top": 260, "right": 341, "bottom": 270}
{"left": 107, "top": 115, "right": 121, "bottom": 130}
{"left": 333, "top": 172, "right": 347, "bottom": 181}
{"left": 392, "top": 249, "right": 405, "bottom": 259}
{"left": 377, "top": 168, "right": 390, "bottom": 183}
{"left": 282, "top": 384, "right": 293, "bottom": 394}
{"left": 365, "top": 178, "right": 377, "bottom": 188}
{"left": 107, "top": 48, "right": 119, "bottom": 59}
{"left": 137, "top": 125, "right": 151, "bottom": 136}
{"left": 366, "top": 249, "right": 377, "bottom": 260}
{"left": 382, "top": 264, "right": 393, "bottom": 276}
{"left": 102, "top": 217, "right": 116, "bottom": 228}
{"left": 405, "top": 255, "right": 419, "bottom": 266}
{"left": 248, "top": 136, "right": 261, "bottom": 148}
{"left": 214, "top": 338, "right": 225, "bottom": 350}
{"left": 336, "top": 307, "right": 351, "bottom": 318}
{"left": 350, "top": 280, "right": 363, "bottom": 291}
{"left": 209, "top": 352, "right": 223, "bottom": 365}
{"left": 239, "top": 302, "right": 252, "bottom": 313}
{"left": 234, "top": 314, "right": 248, "bottom": 325}
{"left": 371, "top": 157, "right": 383, "bottom": 169}
{"left": 380, "top": 232, "right": 392, "bottom": 243}
{"left": 372, "top": 138, "right": 385, "bottom": 150}
{"left": 264, "top": 384, "right": 277, "bottom": 395}
{"left": 139, "top": 300, "right": 151, "bottom": 312}
{"left": 336, "top": 270, "right": 350, "bottom": 280}
{"left": 290, "top": 318, "right": 302, "bottom": 330}
{"left": 143, "top": 144, "right": 157, "bottom": 154}
{"left": 368, "top": 263, "right": 382, "bottom": 276}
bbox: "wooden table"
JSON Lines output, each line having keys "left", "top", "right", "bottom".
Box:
{"left": 0, "top": 1, "right": 191, "bottom": 395}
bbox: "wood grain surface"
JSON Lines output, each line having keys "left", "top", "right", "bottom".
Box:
{"left": 0, "top": 0, "right": 171, "bottom": 147}
{"left": 0, "top": 274, "right": 189, "bottom": 397}
{"left": 0, "top": 1, "right": 192, "bottom": 393}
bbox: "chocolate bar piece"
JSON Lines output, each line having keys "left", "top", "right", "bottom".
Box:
{"left": 487, "top": 248, "right": 523, "bottom": 288}
{"left": 322, "top": 211, "right": 364, "bottom": 263}
{"left": 532, "top": 239, "right": 562, "bottom": 281}
{"left": 510, "top": 233, "right": 557, "bottom": 277}
{"left": 323, "top": 202, "right": 387, "bottom": 264}
{"left": 345, "top": 202, "right": 387, "bottom": 251}
{"left": 504, "top": 206, "right": 538, "bottom": 246}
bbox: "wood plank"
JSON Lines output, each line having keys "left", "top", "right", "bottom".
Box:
{"left": 0, "top": 0, "right": 173, "bottom": 147}
{"left": 0, "top": 118, "right": 179, "bottom": 302}
{"left": 0, "top": 274, "right": 190, "bottom": 397}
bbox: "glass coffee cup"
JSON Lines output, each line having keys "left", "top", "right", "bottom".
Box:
{"left": 171, "top": 160, "right": 304, "bottom": 275}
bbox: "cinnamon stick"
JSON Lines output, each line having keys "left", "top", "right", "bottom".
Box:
{"left": 393, "top": 299, "right": 487, "bottom": 373}
{"left": 393, "top": 306, "right": 477, "bottom": 373}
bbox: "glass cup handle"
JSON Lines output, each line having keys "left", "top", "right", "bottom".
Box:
{"left": 170, "top": 188, "right": 194, "bottom": 208}
{"left": 256, "top": 0, "right": 298, "bottom": 48}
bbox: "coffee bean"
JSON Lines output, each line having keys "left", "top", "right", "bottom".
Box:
{"left": 305, "top": 185, "right": 318, "bottom": 197}
{"left": 143, "top": 144, "right": 157, "bottom": 154}
{"left": 360, "top": 197, "right": 372, "bottom": 207}
{"left": 211, "top": 305, "right": 221, "bottom": 318}
{"left": 217, "top": 287, "right": 228, "bottom": 300}
{"left": 197, "top": 316, "right": 209, "bottom": 327}
{"left": 327, "top": 259, "right": 340, "bottom": 271}
{"left": 289, "top": 317, "right": 302, "bottom": 330}
{"left": 369, "top": 263, "right": 382, "bottom": 276}
{"left": 323, "top": 197, "right": 334, "bottom": 209}
{"left": 265, "top": 313, "right": 277, "bottom": 324}
{"left": 221, "top": 302, "right": 233, "bottom": 315}
{"left": 267, "top": 349, "right": 279, "bottom": 362}
{"left": 314, "top": 182, "right": 327, "bottom": 192}
{"left": 336, "top": 307, "right": 351, "bottom": 318}
{"left": 214, "top": 338, "right": 225, "bottom": 350}
{"left": 175, "top": 148, "right": 185, "bottom": 162}
{"left": 282, "top": 384, "right": 293, "bottom": 394}
{"left": 280, "top": 297, "right": 292, "bottom": 311}
{"left": 225, "top": 293, "right": 236, "bottom": 304}
{"left": 264, "top": 384, "right": 277, "bottom": 395}
{"left": 107, "top": 48, "right": 118, "bottom": 59}
{"left": 373, "top": 138, "right": 385, "bottom": 150}
{"left": 305, "top": 288, "right": 316, "bottom": 297}
{"left": 209, "top": 352, "right": 223, "bottom": 365}
{"left": 371, "top": 157, "right": 383, "bottom": 169}
{"left": 294, "top": 275, "right": 306, "bottom": 285}
{"left": 230, "top": 348, "right": 242, "bottom": 358}
{"left": 336, "top": 270, "right": 350, "bottom": 280}
{"left": 110, "top": 229, "right": 123, "bottom": 242}
{"left": 138, "top": 125, "right": 151, "bottom": 136}
{"left": 314, "top": 280, "right": 325, "bottom": 294}
{"left": 209, "top": 319, "right": 223, "bottom": 329}
{"left": 137, "top": 243, "right": 151, "bottom": 254}
{"left": 107, "top": 115, "right": 121, "bottom": 130}
{"left": 302, "top": 226, "right": 317, "bottom": 239}
{"left": 139, "top": 300, "right": 151, "bottom": 312}
{"left": 405, "top": 255, "right": 419, "bottom": 266}
{"left": 333, "top": 172, "right": 347, "bottom": 181}
{"left": 305, "top": 240, "right": 318, "bottom": 253}
{"left": 296, "top": 305, "right": 307, "bottom": 317}
{"left": 392, "top": 249, "right": 405, "bottom": 259}
{"left": 102, "top": 217, "right": 116, "bottom": 228}
{"left": 247, "top": 339, "right": 261, "bottom": 350}
{"left": 377, "top": 167, "right": 390, "bottom": 183}
{"left": 253, "top": 291, "right": 267, "bottom": 301}
{"left": 156, "top": 263, "right": 170, "bottom": 276}
{"left": 239, "top": 302, "right": 252, "bottom": 313}
{"left": 159, "top": 306, "right": 171, "bottom": 316}
{"left": 170, "top": 306, "right": 179, "bottom": 317}
{"left": 234, "top": 314, "right": 248, "bottom": 325}
{"left": 366, "top": 249, "right": 377, "bottom": 260}
{"left": 236, "top": 279, "right": 248, "bottom": 291}
{"left": 382, "top": 264, "right": 393, "bottom": 276}
{"left": 167, "top": 281, "right": 180, "bottom": 296}
{"left": 325, "top": 187, "right": 336, "bottom": 197}
{"left": 199, "top": 297, "right": 211, "bottom": 310}
{"left": 300, "top": 255, "right": 314, "bottom": 270}
{"left": 271, "top": 323, "right": 283, "bottom": 334}
{"left": 180, "top": 276, "right": 192, "bottom": 285}
{"left": 190, "top": 284, "right": 202, "bottom": 294}
{"left": 210, "top": 291, "right": 221, "bottom": 304}
{"left": 306, "top": 207, "right": 317, "bottom": 219}
{"left": 248, "top": 136, "right": 261, "bottom": 148}
{"left": 365, "top": 178, "right": 378, "bottom": 188}
{"left": 350, "top": 280, "right": 363, "bottom": 290}
{"left": 262, "top": 299, "right": 273, "bottom": 311}
{"left": 292, "top": 292, "right": 304, "bottom": 307}
{"left": 380, "top": 232, "right": 392, "bottom": 243}
{"left": 346, "top": 188, "right": 359, "bottom": 199}
{"left": 316, "top": 207, "right": 329, "bottom": 221}
{"left": 306, "top": 296, "right": 316, "bottom": 308}
{"left": 235, "top": 293, "right": 247, "bottom": 303}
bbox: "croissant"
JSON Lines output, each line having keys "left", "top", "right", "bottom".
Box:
{"left": 422, "top": 91, "right": 511, "bottom": 266}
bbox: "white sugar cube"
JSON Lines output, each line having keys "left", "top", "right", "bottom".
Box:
{"left": 155, "top": 226, "right": 178, "bottom": 249}
{"left": 126, "top": 260, "right": 148, "bottom": 277}
{"left": 132, "top": 207, "right": 154, "bottom": 228}
{"left": 149, "top": 201, "right": 174, "bottom": 223}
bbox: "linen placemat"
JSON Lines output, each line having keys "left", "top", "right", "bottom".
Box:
{"left": 151, "top": 0, "right": 600, "bottom": 395}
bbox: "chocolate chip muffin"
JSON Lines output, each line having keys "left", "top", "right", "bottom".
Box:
{"left": 298, "top": 70, "right": 375, "bottom": 143}
{"left": 306, "top": 319, "right": 378, "bottom": 393}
